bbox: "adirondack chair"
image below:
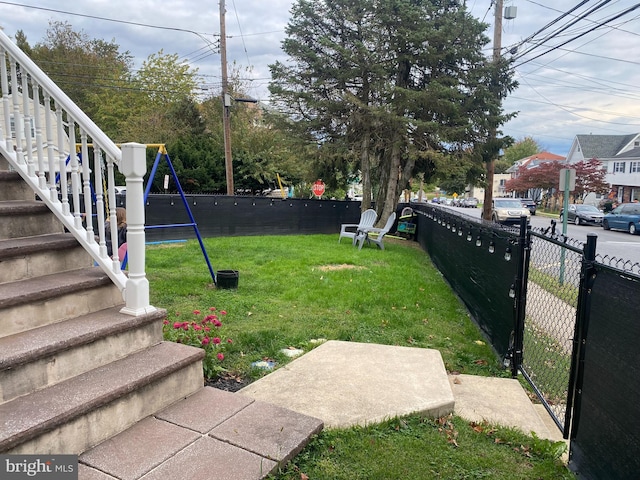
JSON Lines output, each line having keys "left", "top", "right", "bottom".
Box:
{"left": 338, "top": 208, "right": 377, "bottom": 244}
{"left": 356, "top": 212, "right": 397, "bottom": 250}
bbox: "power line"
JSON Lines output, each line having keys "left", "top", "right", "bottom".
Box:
{"left": 514, "top": 2, "right": 640, "bottom": 67}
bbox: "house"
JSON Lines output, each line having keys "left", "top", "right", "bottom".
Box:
{"left": 506, "top": 151, "right": 566, "bottom": 177}
{"left": 566, "top": 133, "right": 640, "bottom": 204}
{"left": 505, "top": 151, "right": 566, "bottom": 201}
{"left": 468, "top": 173, "right": 511, "bottom": 201}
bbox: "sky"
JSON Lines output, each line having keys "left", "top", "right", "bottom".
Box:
{"left": 1, "top": 0, "right": 639, "bottom": 156}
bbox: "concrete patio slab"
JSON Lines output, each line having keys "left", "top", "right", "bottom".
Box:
{"left": 139, "top": 436, "right": 277, "bottom": 480}
{"left": 211, "top": 400, "right": 323, "bottom": 463}
{"left": 156, "top": 386, "right": 254, "bottom": 433}
{"left": 239, "top": 340, "right": 454, "bottom": 428}
{"left": 448, "top": 373, "right": 556, "bottom": 439}
{"left": 79, "top": 417, "right": 199, "bottom": 480}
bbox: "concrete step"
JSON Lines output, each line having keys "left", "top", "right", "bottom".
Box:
{"left": 0, "top": 267, "right": 123, "bottom": 338}
{"left": 0, "top": 233, "right": 92, "bottom": 284}
{"left": 0, "top": 171, "right": 34, "bottom": 201}
{"left": 0, "top": 341, "right": 205, "bottom": 454}
{"left": 79, "top": 387, "right": 324, "bottom": 480}
{"left": 0, "top": 307, "right": 166, "bottom": 404}
{"left": 0, "top": 200, "right": 64, "bottom": 239}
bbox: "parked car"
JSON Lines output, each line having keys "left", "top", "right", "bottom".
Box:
{"left": 559, "top": 204, "right": 604, "bottom": 225}
{"left": 491, "top": 198, "right": 531, "bottom": 224}
{"left": 520, "top": 198, "right": 537, "bottom": 215}
{"left": 602, "top": 203, "right": 640, "bottom": 235}
{"left": 461, "top": 197, "right": 479, "bottom": 208}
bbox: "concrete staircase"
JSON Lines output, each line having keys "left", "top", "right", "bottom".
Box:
{"left": 0, "top": 161, "right": 323, "bottom": 479}
{"left": 0, "top": 162, "right": 205, "bottom": 455}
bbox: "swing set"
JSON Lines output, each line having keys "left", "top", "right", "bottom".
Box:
{"left": 59, "top": 144, "right": 217, "bottom": 285}
{"left": 144, "top": 144, "right": 216, "bottom": 285}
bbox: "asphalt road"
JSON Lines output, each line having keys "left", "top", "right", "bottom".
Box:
{"left": 442, "top": 205, "right": 640, "bottom": 266}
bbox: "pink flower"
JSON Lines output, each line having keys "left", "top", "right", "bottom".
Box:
{"left": 193, "top": 310, "right": 201, "bottom": 315}
{"left": 227, "top": 338, "right": 233, "bottom": 344}
{"left": 213, "top": 337, "right": 221, "bottom": 344}
{"left": 220, "top": 310, "right": 227, "bottom": 315}
{"left": 173, "top": 322, "right": 182, "bottom": 329}
{"left": 213, "top": 319, "right": 222, "bottom": 328}
{"left": 163, "top": 320, "right": 169, "bottom": 325}
{"left": 217, "top": 353, "right": 224, "bottom": 361}
{"left": 202, "top": 337, "right": 211, "bottom": 346}
{"left": 182, "top": 323, "right": 190, "bottom": 331}
{"left": 209, "top": 307, "right": 216, "bottom": 311}
{"left": 193, "top": 325, "right": 202, "bottom": 331}
{"left": 203, "top": 315, "right": 217, "bottom": 323}
{"left": 204, "top": 327, "right": 211, "bottom": 332}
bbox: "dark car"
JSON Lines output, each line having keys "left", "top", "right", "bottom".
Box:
{"left": 559, "top": 204, "right": 604, "bottom": 225}
{"left": 520, "top": 198, "right": 537, "bottom": 215}
{"left": 603, "top": 203, "right": 640, "bottom": 235}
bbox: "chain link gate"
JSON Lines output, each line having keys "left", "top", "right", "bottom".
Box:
{"left": 517, "top": 225, "right": 584, "bottom": 435}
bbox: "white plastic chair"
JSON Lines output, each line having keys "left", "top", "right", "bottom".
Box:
{"left": 356, "top": 212, "right": 397, "bottom": 250}
{"left": 338, "top": 208, "right": 377, "bottom": 244}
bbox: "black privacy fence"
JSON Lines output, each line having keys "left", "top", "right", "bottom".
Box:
{"left": 567, "top": 258, "right": 640, "bottom": 479}
{"left": 115, "top": 194, "right": 364, "bottom": 241}
{"left": 412, "top": 203, "right": 521, "bottom": 358}
{"left": 413, "top": 203, "right": 640, "bottom": 480}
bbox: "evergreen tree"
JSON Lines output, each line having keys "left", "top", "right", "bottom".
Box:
{"left": 270, "top": 0, "right": 516, "bottom": 222}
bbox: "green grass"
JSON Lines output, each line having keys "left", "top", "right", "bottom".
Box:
{"left": 146, "top": 234, "right": 573, "bottom": 479}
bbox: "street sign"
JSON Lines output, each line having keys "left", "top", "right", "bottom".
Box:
{"left": 559, "top": 168, "right": 576, "bottom": 191}
{"left": 312, "top": 180, "right": 325, "bottom": 198}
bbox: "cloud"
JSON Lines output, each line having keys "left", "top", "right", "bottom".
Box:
{"left": 2, "top": 0, "right": 638, "bottom": 156}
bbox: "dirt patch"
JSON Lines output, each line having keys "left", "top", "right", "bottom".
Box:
{"left": 206, "top": 373, "right": 251, "bottom": 392}
{"left": 317, "top": 264, "right": 367, "bottom": 272}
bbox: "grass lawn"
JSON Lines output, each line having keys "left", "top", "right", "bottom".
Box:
{"left": 147, "top": 234, "right": 573, "bottom": 479}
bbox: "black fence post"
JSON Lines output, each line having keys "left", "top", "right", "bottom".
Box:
{"left": 511, "top": 216, "right": 531, "bottom": 377}
{"left": 565, "top": 233, "right": 598, "bottom": 439}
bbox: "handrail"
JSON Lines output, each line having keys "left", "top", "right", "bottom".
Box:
{"left": 0, "top": 27, "right": 154, "bottom": 316}
{"left": 0, "top": 28, "right": 121, "bottom": 163}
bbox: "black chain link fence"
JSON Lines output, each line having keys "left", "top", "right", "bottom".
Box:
{"left": 522, "top": 228, "right": 584, "bottom": 432}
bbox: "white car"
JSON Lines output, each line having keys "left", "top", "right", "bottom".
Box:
{"left": 491, "top": 198, "right": 530, "bottom": 224}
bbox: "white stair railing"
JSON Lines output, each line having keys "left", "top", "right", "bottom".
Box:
{"left": 0, "top": 28, "right": 154, "bottom": 316}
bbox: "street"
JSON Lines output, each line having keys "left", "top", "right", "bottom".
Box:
{"left": 441, "top": 205, "right": 640, "bottom": 265}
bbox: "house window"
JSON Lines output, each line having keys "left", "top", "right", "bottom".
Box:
{"left": 631, "top": 161, "right": 640, "bottom": 173}
{"left": 613, "top": 161, "right": 626, "bottom": 173}
{"left": 618, "top": 186, "right": 624, "bottom": 202}
{"left": 632, "top": 188, "right": 640, "bottom": 202}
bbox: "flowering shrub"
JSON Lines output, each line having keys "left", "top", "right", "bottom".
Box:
{"left": 162, "top": 307, "right": 232, "bottom": 379}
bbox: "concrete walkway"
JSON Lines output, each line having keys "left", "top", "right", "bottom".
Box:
{"left": 241, "top": 340, "right": 562, "bottom": 441}
{"left": 79, "top": 340, "right": 563, "bottom": 479}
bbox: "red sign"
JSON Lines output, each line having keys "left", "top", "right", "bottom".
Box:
{"left": 312, "top": 180, "right": 325, "bottom": 198}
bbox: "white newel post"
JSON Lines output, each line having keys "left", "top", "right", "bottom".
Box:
{"left": 120, "top": 143, "right": 156, "bottom": 315}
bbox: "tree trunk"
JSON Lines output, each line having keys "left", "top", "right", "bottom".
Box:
{"left": 378, "top": 132, "right": 402, "bottom": 227}
{"left": 360, "top": 134, "right": 372, "bottom": 212}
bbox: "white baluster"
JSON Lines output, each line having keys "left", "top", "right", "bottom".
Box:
{"left": 120, "top": 143, "right": 155, "bottom": 315}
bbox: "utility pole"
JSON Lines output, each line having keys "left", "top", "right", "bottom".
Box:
{"left": 220, "top": 0, "right": 233, "bottom": 195}
{"left": 482, "top": 0, "right": 504, "bottom": 221}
